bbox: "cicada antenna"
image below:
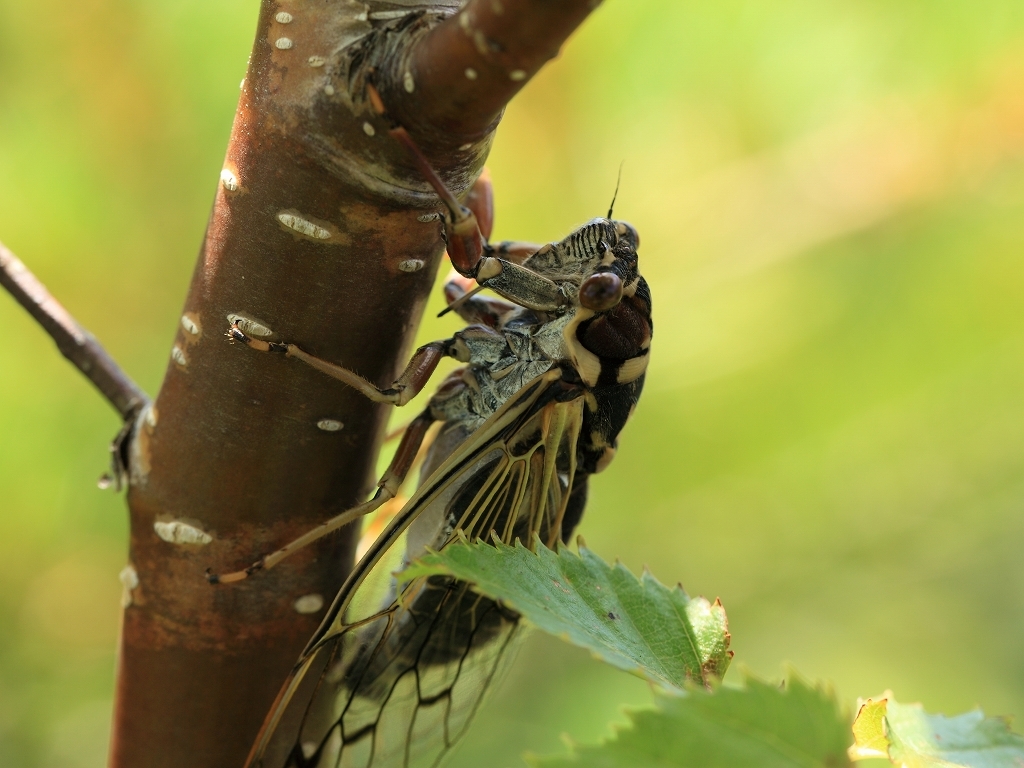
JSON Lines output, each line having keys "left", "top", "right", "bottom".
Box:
{"left": 607, "top": 162, "right": 624, "bottom": 219}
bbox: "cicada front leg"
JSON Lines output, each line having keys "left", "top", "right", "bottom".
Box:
{"left": 442, "top": 272, "right": 516, "bottom": 327}
{"left": 366, "top": 85, "right": 569, "bottom": 313}
{"left": 463, "top": 165, "right": 494, "bottom": 242}
{"left": 445, "top": 170, "right": 543, "bottom": 267}
{"left": 422, "top": 156, "right": 566, "bottom": 311}
{"left": 437, "top": 181, "right": 544, "bottom": 324}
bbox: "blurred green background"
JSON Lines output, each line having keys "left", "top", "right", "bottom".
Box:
{"left": 2, "top": 1, "right": 1024, "bottom": 765}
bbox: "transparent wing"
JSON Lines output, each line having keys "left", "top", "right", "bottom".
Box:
{"left": 247, "top": 368, "right": 586, "bottom": 768}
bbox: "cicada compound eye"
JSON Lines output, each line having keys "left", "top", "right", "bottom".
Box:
{"left": 614, "top": 221, "right": 640, "bottom": 249}
{"left": 579, "top": 271, "right": 623, "bottom": 312}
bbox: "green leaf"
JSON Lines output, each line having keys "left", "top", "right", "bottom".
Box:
{"left": 401, "top": 538, "right": 731, "bottom": 688}
{"left": 849, "top": 698, "right": 889, "bottom": 761}
{"left": 532, "top": 672, "right": 851, "bottom": 767}
{"left": 849, "top": 694, "right": 1024, "bottom": 767}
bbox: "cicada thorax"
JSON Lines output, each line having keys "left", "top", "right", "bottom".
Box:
{"left": 428, "top": 311, "right": 574, "bottom": 435}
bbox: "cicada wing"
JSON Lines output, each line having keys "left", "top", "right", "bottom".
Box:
{"left": 250, "top": 584, "right": 526, "bottom": 768}
{"left": 246, "top": 368, "right": 586, "bottom": 768}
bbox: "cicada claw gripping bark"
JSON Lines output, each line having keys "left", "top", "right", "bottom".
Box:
{"left": 212, "top": 119, "right": 654, "bottom": 768}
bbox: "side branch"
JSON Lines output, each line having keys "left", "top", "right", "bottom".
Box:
{"left": 400, "top": 0, "right": 601, "bottom": 141}
{"left": 0, "top": 240, "right": 148, "bottom": 419}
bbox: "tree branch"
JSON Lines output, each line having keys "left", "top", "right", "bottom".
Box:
{"left": 400, "top": 0, "right": 600, "bottom": 143}
{"left": 103, "top": 2, "right": 605, "bottom": 766}
{"left": 0, "top": 240, "right": 148, "bottom": 419}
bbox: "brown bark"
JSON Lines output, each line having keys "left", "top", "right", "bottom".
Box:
{"left": 102, "top": 2, "right": 601, "bottom": 768}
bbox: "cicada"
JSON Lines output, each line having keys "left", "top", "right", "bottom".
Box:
{"left": 210, "top": 122, "right": 653, "bottom": 768}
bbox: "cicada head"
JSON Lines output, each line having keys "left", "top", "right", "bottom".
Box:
{"left": 524, "top": 218, "right": 639, "bottom": 294}
{"left": 556, "top": 218, "right": 651, "bottom": 388}
{"left": 576, "top": 218, "right": 641, "bottom": 313}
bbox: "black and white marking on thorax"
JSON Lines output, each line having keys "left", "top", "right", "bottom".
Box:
{"left": 431, "top": 216, "right": 648, "bottom": 434}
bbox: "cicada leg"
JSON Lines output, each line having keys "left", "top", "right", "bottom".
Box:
{"left": 441, "top": 272, "right": 516, "bottom": 327}
{"left": 464, "top": 166, "right": 494, "bottom": 242}
{"left": 438, "top": 239, "right": 546, "bottom": 322}
{"left": 227, "top": 324, "right": 449, "bottom": 407}
{"left": 396, "top": 124, "right": 564, "bottom": 310}
{"left": 366, "top": 84, "right": 568, "bottom": 312}
{"left": 208, "top": 409, "right": 437, "bottom": 584}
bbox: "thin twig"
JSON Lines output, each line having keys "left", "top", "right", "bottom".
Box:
{"left": 0, "top": 240, "right": 148, "bottom": 419}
